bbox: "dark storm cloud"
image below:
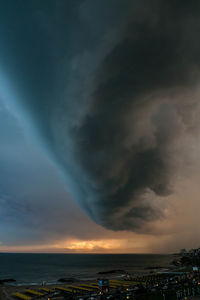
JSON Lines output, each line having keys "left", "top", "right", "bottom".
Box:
{"left": 68, "top": 0, "right": 200, "bottom": 229}
{"left": 1, "top": 0, "right": 200, "bottom": 232}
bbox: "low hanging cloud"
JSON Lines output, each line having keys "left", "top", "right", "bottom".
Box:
{"left": 73, "top": 0, "right": 200, "bottom": 230}
{"left": 2, "top": 0, "right": 200, "bottom": 232}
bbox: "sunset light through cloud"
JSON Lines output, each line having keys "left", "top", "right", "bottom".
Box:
{"left": 0, "top": 0, "right": 200, "bottom": 256}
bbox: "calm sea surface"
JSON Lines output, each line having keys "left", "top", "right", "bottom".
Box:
{"left": 0, "top": 253, "right": 172, "bottom": 285}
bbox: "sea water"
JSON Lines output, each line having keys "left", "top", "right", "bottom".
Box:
{"left": 0, "top": 253, "right": 173, "bottom": 285}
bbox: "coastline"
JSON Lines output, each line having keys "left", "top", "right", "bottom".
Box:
{"left": 0, "top": 253, "right": 180, "bottom": 299}
{"left": 1, "top": 267, "right": 178, "bottom": 299}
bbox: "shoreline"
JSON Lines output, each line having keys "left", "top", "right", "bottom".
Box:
{"left": 0, "top": 253, "right": 179, "bottom": 299}
{"left": 1, "top": 267, "right": 178, "bottom": 299}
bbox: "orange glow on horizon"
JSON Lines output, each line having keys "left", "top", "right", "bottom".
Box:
{"left": 56, "top": 239, "right": 122, "bottom": 252}
{"left": 0, "top": 236, "right": 154, "bottom": 254}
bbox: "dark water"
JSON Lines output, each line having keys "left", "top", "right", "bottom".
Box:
{"left": 0, "top": 253, "right": 172, "bottom": 285}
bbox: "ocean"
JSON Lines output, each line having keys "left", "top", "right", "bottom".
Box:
{"left": 0, "top": 253, "right": 173, "bottom": 285}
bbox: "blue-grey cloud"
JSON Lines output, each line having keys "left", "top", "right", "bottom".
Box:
{"left": 1, "top": 0, "right": 200, "bottom": 232}
{"left": 0, "top": 99, "right": 106, "bottom": 246}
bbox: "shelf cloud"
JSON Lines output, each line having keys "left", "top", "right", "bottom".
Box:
{"left": 1, "top": 0, "right": 200, "bottom": 232}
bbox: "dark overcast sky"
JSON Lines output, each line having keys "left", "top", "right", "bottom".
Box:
{"left": 1, "top": 0, "right": 200, "bottom": 253}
